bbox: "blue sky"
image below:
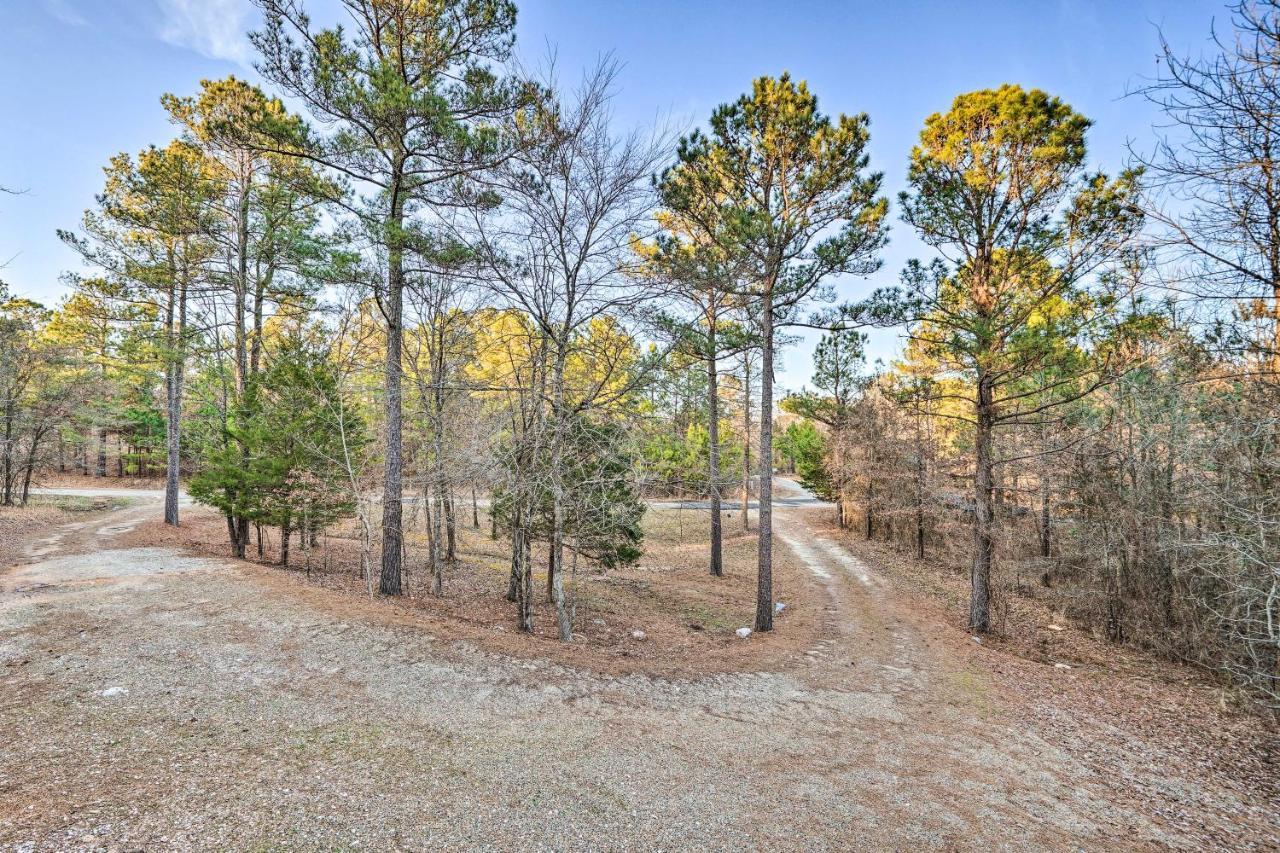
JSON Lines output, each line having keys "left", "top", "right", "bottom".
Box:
{"left": 0, "top": 0, "right": 1227, "bottom": 389}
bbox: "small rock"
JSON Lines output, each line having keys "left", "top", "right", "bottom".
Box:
{"left": 100, "top": 686, "right": 127, "bottom": 698}
{"left": 630, "top": 630, "right": 646, "bottom": 641}
{"left": 970, "top": 635, "right": 983, "bottom": 645}
{"left": 735, "top": 627, "right": 752, "bottom": 639}
{"left": 1046, "top": 624, "right": 1065, "bottom": 632}
{"left": 774, "top": 602, "right": 786, "bottom": 614}
{"left": 1053, "top": 662, "right": 1073, "bottom": 670}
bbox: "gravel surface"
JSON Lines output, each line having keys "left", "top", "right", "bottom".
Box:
{"left": 0, "top": 486, "right": 1268, "bottom": 850}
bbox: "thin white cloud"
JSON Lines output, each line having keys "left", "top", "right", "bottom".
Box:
{"left": 154, "top": 0, "right": 253, "bottom": 65}
{"left": 42, "top": 0, "right": 89, "bottom": 27}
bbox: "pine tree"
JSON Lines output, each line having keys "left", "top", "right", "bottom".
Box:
{"left": 659, "top": 74, "right": 888, "bottom": 631}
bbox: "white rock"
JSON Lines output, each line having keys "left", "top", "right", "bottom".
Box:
{"left": 774, "top": 602, "right": 786, "bottom": 614}
{"left": 100, "top": 686, "right": 127, "bottom": 698}
{"left": 630, "top": 629, "right": 646, "bottom": 641}
{"left": 970, "top": 635, "right": 983, "bottom": 645}
{"left": 1053, "top": 662, "right": 1073, "bottom": 670}
{"left": 735, "top": 627, "right": 752, "bottom": 639}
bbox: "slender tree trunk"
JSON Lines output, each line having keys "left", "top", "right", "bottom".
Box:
{"left": 546, "top": 542, "right": 557, "bottom": 603}
{"left": 20, "top": 457, "right": 34, "bottom": 505}
{"left": 96, "top": 427, "right": 107, "bottom": 477}
{"left": 280, "top": 519, "right": 291, "bottom": 568}
{"left": 58, "top": 433, "right": 65, "bottom": 474}
{"left": 755, "top": 293, "right": 775, "bottom": 633}
{"left": 163, "top": 270, "right": 187, "bottom": 527}
{"left": 707, "top": 342, "right": 723, "bottom": 577}
{"left": 2, "top": 404, "right": 13, "bottom": 506}
{"left": 430, "top": 479, "right": 444, "bottom": 595}
{"left": 471, "top": 485, "right": 480, "bottom": 528}
{"left": 116, "top": 434, "right": 124, "bottom": 478}
{"left": 233, "top": 159, "right": 250, "bottom": 396}
{"left": 19, "top": 426, "right": 41, "bottom": 504}
{"left": 741, "top": 354, "right": 751, "bottom": 532}
{"left": 429, "top": 326, "right": 448, "bottom": 594}
{"left": 231, "top": 172, "right": 253, "bottom": 570}
{"left": 444, "top": 488, "right": 456, "bottom": 562}
{"left": 915, "top": 442, "right": 926, "bottom": 560}
{"left": 971, "top": 367, "right": 995, "bottom": 633}
{"left": 549, "top": 341, "right": 572, "bottom": 640}
{"left": 1039, "top": 476, "right": 1052, "bottom": 559}
{"left": 513, "top": 514, "right": 533, "bottom": 631}
{"left": 379, "top": 188, "right": 406, "bottom": 595}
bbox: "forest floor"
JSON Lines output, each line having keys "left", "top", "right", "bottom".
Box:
{"left": 0, "top": 479, "right": 1275, "bottom": 850}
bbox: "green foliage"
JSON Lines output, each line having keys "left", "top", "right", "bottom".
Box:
{"left": 638, "top": 421, "right": 742, "bottom": 496}
{"left": 190, "top": 336, "right": 369, "bottom": 537}
{"left": 780, "top": 420, "right": 832, "bottom": 500}
{"left": 493, "top": 416, "right": 647, "bottom": 569}
{"left": 783, "top": 328, "right": 867, "bottom": 427}
{"left": 659, "top": 73, "right": 889, "bottom": 308}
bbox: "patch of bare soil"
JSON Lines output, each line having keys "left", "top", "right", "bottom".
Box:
{"left": 806, "top": 507, "right": 1280, "bottom": 849}
{"left": 118, "top": 503, "right": 827, "bottom": 679}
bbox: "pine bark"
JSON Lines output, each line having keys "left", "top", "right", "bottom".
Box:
{"left": 754, "top": 293, "right": 775, "bottom": 632}
{"left": 379, "top": 182, "right": 406, "bottom": 595}
{"left": 707, "top": 342, "right": 723, "bottom": 577}
{"left": 971, "top": 367, "right": 995, "bottom": 633}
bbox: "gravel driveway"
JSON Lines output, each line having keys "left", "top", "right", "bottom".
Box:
{"left": 0, "top": 486, "right": 1264, "bottom": 850}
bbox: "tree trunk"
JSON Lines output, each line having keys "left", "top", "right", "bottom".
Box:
{"left": 971, "top": 368, "right": 995, "bottom": 634}
{"left": 2, "top": 402, "right": 13, "bottom": 506}
{"left": 430, "top": 479, "right": 444, "bottom": 595}
{"left": 379, "top": 190, "right": 406, "bottom": 595}
{"left": 163, "top": 271, "right": 187, "bottom": 528}
{"left": 1039, "top": 476, "right": 1052, "bottom": 559}
{"left": 549, "top": 342, "right": 572, "bottom": 641}
{"left": 233, "top": 157, "right": 250, "bottom": 397}
{"left": 915, "top": 460, "right": 926, "bottom": 560}
{"left": 20, "top": 457, "right": 34, "bottom": 505}
{"left": 18, "top": 426, "right": 42, "bottom": 505}
{"left": 227, "top": 516, "right": 247, "bottom": 559}
{"left": 741, "top": 354, "right": 751, "bottom": 532}
{"left": 280, "top": 519, "right": 291, "bottom": 568}
{"left": 471, "top": 484, "right": 480, "bottom": 528}
{"left": 514, "top": 517, "right": 533, "bottom": 632}
{"left": 96, "top": 427, "right": 107, "bottom": 477}
{"left": 707, "top": 344, "right": 723, "bottom": 577}
{"left": 546, "top": 542, "right": 557, "bottom": 603}
{"left": 755, "top": 294, "right": 775, "bottom": 633}
{"left": 444, "top": 488, "right": 456, "bottom": 563}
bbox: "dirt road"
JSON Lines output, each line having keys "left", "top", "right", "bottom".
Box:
{"left": 0, "top": 484, "right": 1270, "bottom": 850}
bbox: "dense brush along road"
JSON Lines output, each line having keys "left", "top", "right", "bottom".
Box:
{"left": 0, "top": 481, "right": 1271, "bottom": 849}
